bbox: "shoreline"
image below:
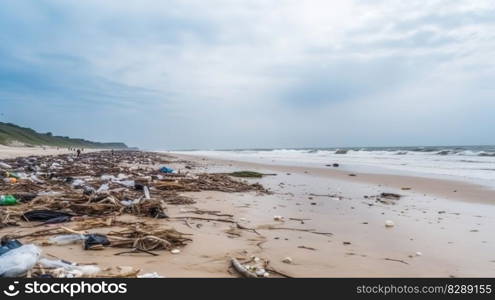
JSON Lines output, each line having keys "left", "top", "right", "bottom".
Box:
{"left": 1, "top": 147, "right": 494, "bottom": 277}
{"left": 173, "top": 152, "right": 495, "bottom": 206}
{"left": 171, "top": 152, "right": 495, "bottom": 277}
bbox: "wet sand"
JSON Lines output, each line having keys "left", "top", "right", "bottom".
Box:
{"left": 1, "top": 148, "right": 495, "bottom": 277}
{"left": 171, "top": 153, "right": 495, "bottom": 277}
{"left": 182, "top": 154, "right": 495, "bottom": 206}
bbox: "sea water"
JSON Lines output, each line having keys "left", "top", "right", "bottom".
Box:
{"left": 172, "top": 145, "right": 495, "bottom": 188}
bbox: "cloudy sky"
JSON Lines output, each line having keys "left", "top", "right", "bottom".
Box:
{"left": 0, "top": 0, "right": 494, "bottom": 149}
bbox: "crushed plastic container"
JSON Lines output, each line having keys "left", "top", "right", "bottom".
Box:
{"left": 71, "top": 179, "right": 86, "bottom": 187}
{"left": 2, "top": 178, "right": 17, "bottom": 184}
{"left": 143, "top": 186, "right": 151, "bottom": 200}
{"left": 159, "top": 167, "right": 174, "bottom": 174}
{"left": 0, "top": 162, "right": 12, "bottom": 169}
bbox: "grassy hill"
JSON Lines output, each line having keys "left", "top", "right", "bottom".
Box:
{"left": 0, "top": 122, "right": 128, "bottom": 149}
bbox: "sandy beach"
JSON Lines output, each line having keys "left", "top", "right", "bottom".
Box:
{"left": 0, "top": 145, "right": 99, "bottom": 160}
{"left": 1, "top": 146, "right": 494, "bottom": 277}
{"left": 170, "top": 153, "right": 495, "bottom": 277}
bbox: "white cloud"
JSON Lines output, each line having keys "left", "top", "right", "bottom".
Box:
{"left": 1, "top": 0, "right": 494, "bottom": 148}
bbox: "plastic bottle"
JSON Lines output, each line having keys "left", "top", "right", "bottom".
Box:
{"left": 2, "top": 178, "right": 17, "bottom": 184}
{"left": 49, "top": 234, "right": 86, "bottom": 245}
{"left": 0, "top": 195, "right": 17, "bottom": 206}
{"left": 5, "top": 172, "right": 20, "bottom": 179}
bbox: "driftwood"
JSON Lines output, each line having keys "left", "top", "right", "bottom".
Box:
{"left": 264, "top": 266, "right": 293, "bottom": 278}
{"left": 257, "top": 225, "right": 333, "bottom": 237}
{"left": 384, "top": 258, "right": 409, "bottom": 265}
{"left": 114, "top": 248, "right": 158, "bottom": 256}
{"left": 298, "top": 245, "right": 317, "bottom": 251}
{"left": 183, "top": 209, "right": 234, "bottom": 218}
{"left": 172, "top": 216, "right": 235, "bottom": 224}
{"left": 107, "top": 225, "right": 191, "bottom": 251}
{"left": 231, "top": 258, "right": 257, "bottom": 278}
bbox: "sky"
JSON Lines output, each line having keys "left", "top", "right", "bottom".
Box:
{"left": 0, "top": 0, "right": 494, "bottom": 150}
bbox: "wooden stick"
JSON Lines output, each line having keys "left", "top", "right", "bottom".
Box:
{"left": 298, "top": 245, "right": 317, "bottom": 251}
{"left": 60, "top": 226, "right": 85, "bottom": 235}
{"left": 236, "top": 222, "right": 260, "bottom": 235}
{"left": 384, "top": 258, "right": 409, "bottom": 265}
{"left": 183, "top": 219, "right": 193, "bottom": 229}
{"left": 265, "top": 267, "right": 293, "bottom": 278}
{"left": 231, "top": 258, "right": 257, "bottom": 278}
{"left": 114, "top": 248, "right": 158, "bottom": 256}
{"left": 261, "top": 226, "right": 333, "bottom": 237}
{"left": 172, "top": 216, "right": 234, "bottom": 223}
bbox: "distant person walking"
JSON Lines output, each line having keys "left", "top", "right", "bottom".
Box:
{"left": 76, "top": 149, "right": 81, "bottom": 157}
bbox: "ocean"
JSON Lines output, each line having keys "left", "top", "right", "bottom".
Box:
{"left": 172, "top": 145, "right": 495, "bottom": 187}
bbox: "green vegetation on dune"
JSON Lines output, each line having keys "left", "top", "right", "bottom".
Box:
{"left": 0, "top": 122, "right": 128, "bottom": 149}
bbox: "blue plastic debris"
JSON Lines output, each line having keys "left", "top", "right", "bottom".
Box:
{"left": 159, "top": 167, "right": 174, "bottom": 174}
{"left": 0, "top": 239, "right": 23, "bottom": 256}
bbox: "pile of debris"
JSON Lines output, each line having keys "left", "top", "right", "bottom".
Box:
{"left": 0, "top": 151, "right": 266, "bottom": 224}
{"left": 0, "top": 150, "right": 267, "bottom": 277}
{"left": 0, "top": 236, "right": 164, "bottom": 278}
{"left": 155, "top": 173, "right": 266, "bottom": 193}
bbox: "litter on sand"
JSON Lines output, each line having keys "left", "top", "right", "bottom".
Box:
{"left": 0, "top": 150, "right": 269, "bottom": 278}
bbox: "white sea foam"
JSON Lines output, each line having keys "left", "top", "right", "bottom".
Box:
{"left": 171, "top": 146, "right": 495, "bottom": 188}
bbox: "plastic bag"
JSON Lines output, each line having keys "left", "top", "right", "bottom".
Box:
{"left": 82, "top": 185, "right": 96, "bottom": 195}
{"left": 117, "top": 180, "right": 135, "bottom": 188}
{"left": 0, "top": 240, "right": 22, "bottom": 256}
{"left": 96, "top": 184, "right": 109, "bottom": 193}
{"left": 84, "top": 234, "right": 110, "bottom": 250}
{"left": 0, "top": 244, "right": 41, "bottom": 277}
{"left": 0, "top": 162, "right": 12, "bottom": 169}
{"left": 38, "top": 258, "right": 100, "bottom": 278}
{"left": 23, "top": 210, "right": 73, "bottom": 222}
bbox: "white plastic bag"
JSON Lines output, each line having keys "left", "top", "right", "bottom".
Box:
{"left": 39, "top": 258, "right": 100, "bottom": 277}
{"left": 0, "top": 244, "right": 41, "bottom": 277}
